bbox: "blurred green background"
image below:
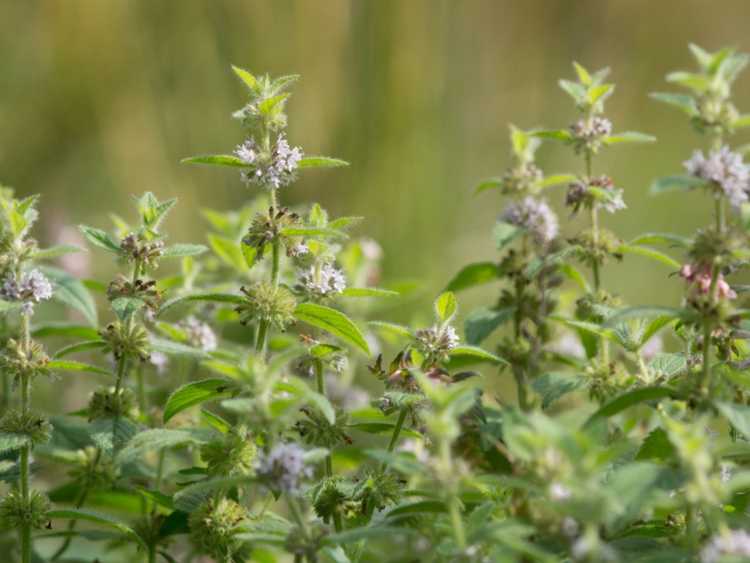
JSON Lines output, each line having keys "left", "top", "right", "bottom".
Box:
{"left": 2, "top": 0, "right": 750, "bottom": 319}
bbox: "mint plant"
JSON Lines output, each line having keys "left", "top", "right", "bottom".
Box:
{"left": 2, "top": 47, "right": 750, "bottom": 563}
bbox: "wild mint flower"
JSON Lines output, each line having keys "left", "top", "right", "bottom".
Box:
{"left": 502, "top": 196, "right": 559, "bottom": 246}
{"left": 566, "top": 176, "right": 625, "bottom": 215}
{"left": 287, "top": 242, "right": 309, "bottom": 258}
{"left": 1, "top": 269, "right": 53, "bottom": 315}
{"left": 415, "top": 324, "right": 459, "bottom": 363}
{"left": 298, "top": 263, "right": 347, "bottom": 299}
{"left": 679, "top": 263, "right": 736, "bottom": 299}
{"left": 701, "top": 530, "right": 750, "bottom": 563}
{"left": 641, "top": 334, "right": 663, "bottom": 361}
{"left": 256, "top": 442, "right": 312, "bottom": 494}
{"left": 547, "top": 333, "right": 585, "bottom": 359}
{"left": 180, "top": 316, "right": 218, "bottom": 352}
{"left": 149, "top": 351, "right": 169, "bottom": 374}
{"left": 569, "top": 116, "right": 612, "bottom": 154}
{"left": 235, "top": 134, "right": 303, "bottom": 189}
{"left": 684, "top": 146, "right": 750, "bottom": 208}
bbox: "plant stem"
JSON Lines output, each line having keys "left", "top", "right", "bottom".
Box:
{"left": 19, "top": 310, "right": 32, "bottom": 563}
{"left": 286, "top": 495, "right": 317, "bottom": 563}
{"left": 255, "top": 188, "right": 281, "bottom": 358}
{"left": 440, "top": 440, "right": 466, "bottom": 551}
{"left": 701, "top": 319, "right": 712, "bottom": 396}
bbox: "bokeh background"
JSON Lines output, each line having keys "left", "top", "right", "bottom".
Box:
{"left": 2, "top": 0, "right": 750, "bottom": 321}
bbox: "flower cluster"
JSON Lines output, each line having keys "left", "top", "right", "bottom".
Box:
{"left": 0, "top": 269, "right": 53, "bottom": 314}
{"left": 684, "top": 146, "right": 750, "bottom": 208}
{"left": 679, "top": 263, "right": 736, "bottom": 299}
{"left": 256, "top": 442, "right": 312, "bottom": 493}
{"left": 235, "top": 134, "right": 303, "bottom": 189}
{"left": 179, "top": 315, "right": 218, "bottom": 352}
{"left": 502, "top": 196, "right": 559, "bottom": 246}
{"left": 297, "top": 263, "right": 347, "bottom": 299}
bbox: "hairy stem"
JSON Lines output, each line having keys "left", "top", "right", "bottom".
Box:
{"left": 19, "top": 310, "right": 32, "bottom": 563}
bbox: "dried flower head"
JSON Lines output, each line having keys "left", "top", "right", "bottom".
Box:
{"left": 684, "top": 146, "right": 750, "bottom": 208}
{"left": 119, "top": 233, "right": 165, "bottom": 269}
{"left": 502, "top": 196, "right": 559, "bottom": 246}
{"left": 237, "top": 282, "right": 297, "bottom": 330}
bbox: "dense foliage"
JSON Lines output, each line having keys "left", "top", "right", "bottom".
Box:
{"left": 2, "top": 45, "right": 750, "bottom": 562}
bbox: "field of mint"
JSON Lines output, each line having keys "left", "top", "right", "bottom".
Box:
{"left": 2, "top": 44, "right": 750, "bottom": 562}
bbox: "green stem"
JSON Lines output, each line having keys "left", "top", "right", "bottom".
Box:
{"left": 440, "top": 440, "right": 465, "bottom": 551}
{"left": 286, "top": 496, "right": 317, "bottom": 563}
{"left": 716, "top": 197, "right": 726, "bottom": 234}
{"left": 112, "top": 355, "right": 129, "bottom": 454}
{"left": 19, "top": 310, "right": 31, "bottom": 563}
{"left": 701, "top": 319, "right": 712, "bottom": 396}
{"left": 136, "top": 364, "right": 147, "bottom": 416}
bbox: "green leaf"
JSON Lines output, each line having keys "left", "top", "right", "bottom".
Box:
{"left": 340, "top": 287, "right": 399, "bottom": 298}
{"left": 648, "top": 353, "right": 687, "bottom": 379}
{"left": 53, "top": 340, "right": 107, "bottom": 358}
{"left": 151, "top": 337, "right": 208, "bottom": 358}
{"left": 539, "top": 173, "right": 577, "bottom": 189}
{"left": 181, "top": 154, "right": 249, "bottom": 167}
{"left": 464, "top": 307, "right": 514, "bottom": 345}
{"left": 294, "top": 303, "right": 370, "bottom": 355}
{"left": 0, "top": 432, "right": 30, "bottom": 454}
{"left": 231, "top": 64, "right": 257, "bottom": 91}
{"left": 616, "top": 244, "right": 680, "bottom": 269}
{"left": 584, "top": 387, "right": 674, "bottom": 427}
{"left": 628, "top": 232, "right": 691, "bottom": 247}
{"left": 473, "top": 177, "right": 503, "bottom": 195}
{"left": 32, "top": 244, "right": 84, "bottom": 261}
{"left": 603, "top": 132, "right": 656, "bottom": 145}
{"left": 716, "top": 402, "right": 750, "bottom": 438}
{"left": 559, "top": 79, "right": 587, "bottom": 103}
{"left": 448, "top": 345, "right": 506, "bottom": 366}
{"left": 208, "top": 233, "right": 248, "bottom": 272}
{"left": 636, "top": 428, "right": 675, "bottom": 461}
{"left": 161, "top": 244, "right": 208, "bottom": 258}
{"left": 434, "top": 292, "right": 458, "bottom": 323}
{"left": 445, "top": 262, "right": 499, "bottom": 293}
{"left": 47, "top": 509, "right": 146, "bottom": 549}
{"left": 531, "top": 129, "right": 573, "bottom": 142}
{"left": 666, "top": 71, "right": 711, "bottom": 92}
{"left": 41, "top": 267, "right": 98, "bottom": 326}
{"left": 158, "top": 292, "right": 244, "bottom": 316}
{"left": 111, "top": 296, "right": 145, "bottom": 321}
{"left": 116, "top": 428, "right": 214, "bottom": 464}
{"left": 650, "top": 175, "right": 706, "bottom": 194}
{"left": 280, "top": 227, "right": 346, "bottom": 239}
{"left": 163, "top": 379, "right": 238, "bottom": 423}
{"left": 79, "top": 225, "right": 121, "bottom": 254}
{"left": 368, "top": 321, "right": 413, "bottom": 339}
{"left": 276, "top": 377, "right": 335, "bottom": 425}
{"left": 605, "top": 306, "right": 686, "bottom": 327}
{"left": 532, "top": 372, "right": 585, "bottom": 409}
{"left": 32, "top": 323, "right": 99, "bottom": 340}
{"left": 733, "top": 114, "right": 750, "bottom": 129}
{"left": 173, "top": 477, "right": 250, "bottom": 513}
{"left": 494, "top": 221, "right": 522, "bottom": 249}
{"left": 649, "top": 92, "right": 698, "bottom": 116}
{"left": 298, "top": 156, "right": 349, "bottom": 169}
{"left": 48, "top": 360, "right": 111, "bottom": 377}
{"left": 572, "top": 61, "right": 592, "bottom": 85}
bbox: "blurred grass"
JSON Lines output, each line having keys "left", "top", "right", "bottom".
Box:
{"left": 2, "top": 0, "right": 750, "bottom": 320}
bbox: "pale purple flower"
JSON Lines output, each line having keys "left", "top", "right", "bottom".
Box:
{"left": 570, "top": 116, "right": 613, "bottom": 141}
{"left": 256, "top": 442, "right": 312, "bottom": 493}
{"left": 236, "top": 134, "right": 303, "bottom": 190}
{"left": 684, "top": 146, "right": 750, "bottom": 208}
{"left": 547, "top": 333, "right": 585, "bottom": 359}
{"left": 149, "top": 351, "right": 169, "bottom": 374}
{"left": 180, "top": 316, "right": 217, "bottom": 352}
{"left": 298, "top": 263, "right": 347, "bottom": 298}
{"left": 641, "top": 335, "right": 663, "bottom": 361}
{"left": 701, "top": 530, "right": 750, "bottom": 563}
{"left": 1, "top": 269, "right": 53, "bottom": 315}
{"left": 415, "top": 324, "right": 459, "bottom": 360}
{"left": 502, "top": 196, "right": 559, "bottom": 246}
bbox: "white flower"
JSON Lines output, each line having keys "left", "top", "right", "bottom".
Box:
{"left": 1, "top": 269, "right": 54, "bottom": 315}
{"left": 256, "top": 442, "right": 312, "bottom": 493}
{"left": 549, "top": 482, "right": 571, "bottom": 501}
{"left": 415, "top": 324, "right": 460, "bottom": 360}
{"left": 180, "top": 316, "right": 218, "bottom": 352}
{"left": 684, "top": 146, "right": 750, "bottom": 208}
{"left": 502, "top": 196, "right": 559, "bottom": 246}
{"left": 236, "top": 134, "right": 303, "bottom": 190}
{"left": 701, "top": 530, "right": 750, "bottom": 563}
{"left": 298, "top": 263, "right": 347, "bottom": 298}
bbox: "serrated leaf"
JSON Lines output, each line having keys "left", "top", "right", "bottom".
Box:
{"left": 636, "top": 428, "right": 675, "bottom": 461}
{"left": 297, "top": 156, "right": 349, "bottom": 169}
{"left": 616, "top": 244, "right": 680, "bottom": 269}
{"left": 231, "top": 64, "right": 257, "bottom": 90}
{"left": 181, "top": 154, "right": 249, "bottom": 167}
{"left": 532, "top": 372, "right": 585, "bottom": 409}
{"left": 604, "top": 132, "right": 656, "bottom": 145}
{"left": 585, "top": 387, "right": 674, "bottom": 427}
{"left": 434, "top": 292, "right": 458, "bottom": 323}
{"left": 116, "top": 428, "right": 214, "bottom": 464}
{"left": 341, "top": 287, "right": 399, "bottom": 298}
{"left": 0, "top": 432, "right": 30, "bottom": 454}
{"left": 161, "top": 244, "right": 208, "bottom": 258}
{"left": 111, "top": 296, "right": 145, "bottom": 321}
{"left": 648, "top": 353, "right": 687, "bottom": 379}
{"left": 445, "top": 262, "right": 498, "bottom": 293}
{"left": 716, "top": 402, "right": 750, "bottom": 438}
{"left": 464, "top": 307, "right": 514, "bottom": 345}
{"left": 605, "top": 306, "right": 686, "bottom": 327}
{"left": 48, "top": 509, "right": 146, "bottom": 549}
{"left": 79, "top": 225, "right": 121, "bottom": 254}
{"left": 294, "top": 303, "right": 370, "bottom": 355}
{"left": 649, "top": 92, "right": 698, "bottom": 116}
{"left": 41, "top": 267, "right": 98, "bottom": 326}
{"left": 32, "top": 244, "right": 84, "bottom": 261}
{"left": 48, "top": 360, "right": 111, "bottom": 377}
{"left": 650, "top": 175, "right": 706, "bottom": 194}
{"left": 163, "top": 379, "right": 238, "bottom": 423}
